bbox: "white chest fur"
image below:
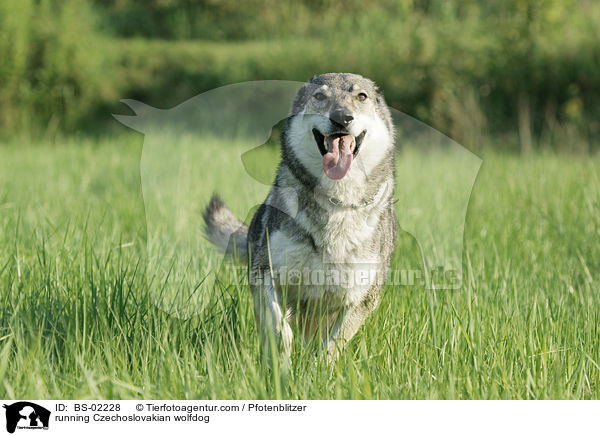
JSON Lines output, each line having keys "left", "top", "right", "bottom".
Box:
{"left": 267, "top": 203, "right": 383, "bottom": 309}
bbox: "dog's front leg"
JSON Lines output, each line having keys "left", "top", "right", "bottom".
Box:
{"left": 323, "top": 294, "right": 379, "bottom": 361}
{"left": 253, "top": 270, "right": 293, "bottom": 357}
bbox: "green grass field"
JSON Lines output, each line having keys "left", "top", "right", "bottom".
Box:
{"left": 0, "top": 133, "right": 599, "bottom": 399}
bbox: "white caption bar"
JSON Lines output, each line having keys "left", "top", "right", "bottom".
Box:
{"left": 0, "top": 400, "right": 597, "bottom": 435}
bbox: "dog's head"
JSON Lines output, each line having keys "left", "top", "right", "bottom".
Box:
{"left": 284, "top": 73, "right": 394, "bottom": 182}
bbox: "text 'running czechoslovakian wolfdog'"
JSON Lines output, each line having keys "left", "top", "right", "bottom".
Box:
{"left": 204, "top": 73, "right": 397, "bottom": 361}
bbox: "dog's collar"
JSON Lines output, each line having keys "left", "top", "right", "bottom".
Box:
{"left": 327, "top": 195, "right": 376, "bottom": 208}
{"left": 318, "top": 182, "right": 391, "bottom": 209}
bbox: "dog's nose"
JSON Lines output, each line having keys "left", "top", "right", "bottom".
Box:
{"left": 329, "top": 108, "right": 354, "bottom": 128}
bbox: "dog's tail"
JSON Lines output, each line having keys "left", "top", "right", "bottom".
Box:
{"left": 203, "top": 194, "right": 249, "bottom": 263}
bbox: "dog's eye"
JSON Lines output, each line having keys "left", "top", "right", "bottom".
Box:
{"left": 313, "top": 92, "right": 327, "bottom": 101}
{"left": 357, "top": 92, "right": 368, "bottom": 101}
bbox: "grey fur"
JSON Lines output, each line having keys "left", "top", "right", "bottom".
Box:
{"left": 203, "top": 194, "right": 249, "bottom": 263}
{"left": 203, "top": 73, "right": 397, "bottom": 360}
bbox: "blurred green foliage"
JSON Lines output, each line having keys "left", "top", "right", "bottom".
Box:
{"left": 0, "top": 0, "right": 112, "bottom": 134}
{"left": 1, "top": 0, "right": 599, "bottom": 150}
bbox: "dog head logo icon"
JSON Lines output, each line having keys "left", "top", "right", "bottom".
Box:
{"left": 114, "top": 80, "right": 481, "bottom": 319}
{"left": 3, "top": 402, "right": 50, "bottom": 433}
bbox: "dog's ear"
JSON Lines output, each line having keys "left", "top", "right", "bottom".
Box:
{"left": 113, "top": 99, "right": 160, "bottom": 133}
{"left": 290, "top": 81, "right": 317, "bottom": 116}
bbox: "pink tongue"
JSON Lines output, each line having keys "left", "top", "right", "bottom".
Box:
{"left": 323, "top": 135, "right": 354, "bottom": 180}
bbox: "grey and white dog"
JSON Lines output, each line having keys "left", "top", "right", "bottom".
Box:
{"left": 204, "top": 73, "right": 397, "bottom": 360}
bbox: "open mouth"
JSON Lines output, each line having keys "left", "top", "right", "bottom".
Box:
{"left": 312, "top": 129, "right": 366, "bottom": 158}
{"left": 312, "top": 129, "right": 367, "bottom": 180}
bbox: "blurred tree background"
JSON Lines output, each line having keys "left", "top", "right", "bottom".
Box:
{"left": 1, "top": 0, "right": 598, "bottom": 152}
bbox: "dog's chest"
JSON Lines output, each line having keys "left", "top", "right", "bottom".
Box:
{"left": 269, "top": 207, "right": 380, "bottom": 307}
{"left": 319, "top": 208, "right": 374, "bottom": 260}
